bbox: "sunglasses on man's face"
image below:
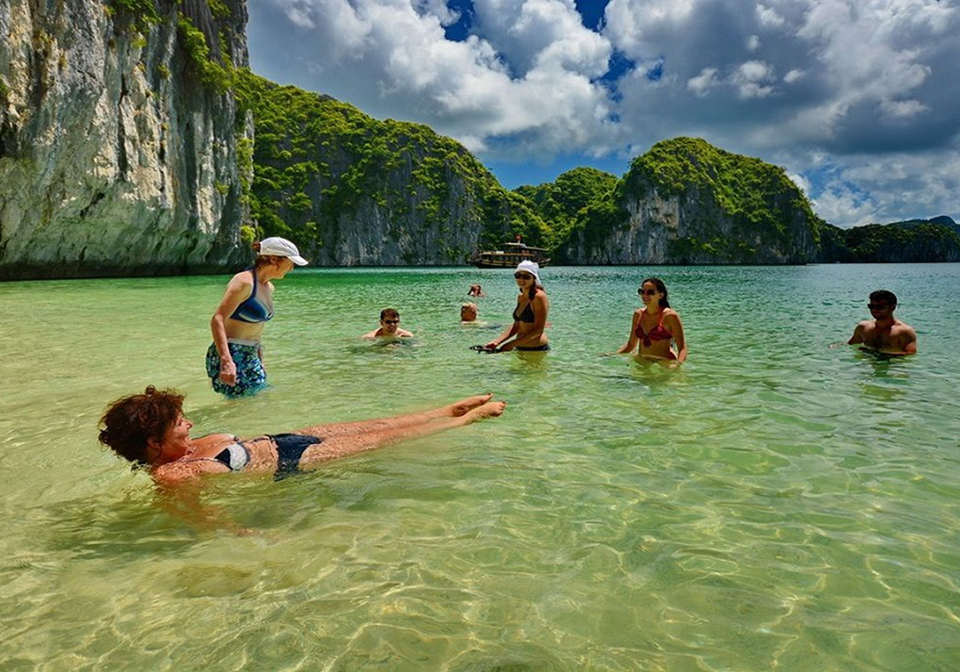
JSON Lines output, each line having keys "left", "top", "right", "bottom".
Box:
{"left": 638, "top": 288, "right": 658, "bottom": 296}
{"left": 514, "top": 273, "right": 533, "bottom": 280}
{"left": 383, "top": 319, "right": 400, "bottom": 324}
{"left": 867, "top": 303, "right": 890, "bottom": 310}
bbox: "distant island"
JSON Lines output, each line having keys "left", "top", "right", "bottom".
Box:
{"left": 0, "top": 0, "right": 956, "bottom": 279}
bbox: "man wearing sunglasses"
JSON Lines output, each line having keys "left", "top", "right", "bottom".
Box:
{"left": 363, "top": 307, "right": 414, "bottom": 339}
{"left": 847, "top": 290, "right": 917, "bottom": 355}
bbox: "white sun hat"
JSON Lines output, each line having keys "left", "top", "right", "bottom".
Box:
{"left": 259, "top": 237, "right": 308, "bottom": 265}
{"left": 515, "top": 260, "right": 541, "bottom": 286}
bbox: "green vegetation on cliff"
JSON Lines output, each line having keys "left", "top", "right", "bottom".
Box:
{"left": 629, "top": 137, "right": 821, "bottom": 251}
{"left": 233, "top": 69, "right": 546, "bottom": 258}
{"left": 515, "top": 167, "right": 621, "bottom": 252}
{"left": 519, "top": 138, "right": 821, "bottom": 264}
{"left": 819, "top": 218, "right": 960, "bottom": 263}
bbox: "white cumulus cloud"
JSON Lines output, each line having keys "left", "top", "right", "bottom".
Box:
{"left": 247, "top": 0, "right": 960, "bottom": 225}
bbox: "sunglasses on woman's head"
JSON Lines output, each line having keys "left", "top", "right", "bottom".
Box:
{"left": 383, "top": 319, "right": 400, "bottom": 324}
{"left": 514, "top": 273, "right": 533, "bottom": 280}
{"left": 638, "top": 288, "right": 657, "bottom": 296}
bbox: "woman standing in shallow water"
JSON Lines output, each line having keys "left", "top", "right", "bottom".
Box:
{"left": 484, "top": 260, "right": 549, "bottom": 352}
{"left": 207, "top": 237, "right": 308, "bottom": 397}
{"left": 618, "top": 277, "right": 687, "bottom": 362}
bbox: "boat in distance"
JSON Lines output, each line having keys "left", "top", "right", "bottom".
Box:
{"left": 470, "top": 242, "right": 551, "bottom": 268}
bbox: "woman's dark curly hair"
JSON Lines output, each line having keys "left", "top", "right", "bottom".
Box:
{"left": 98, "top": 386, "right": 184, "bottom": 466}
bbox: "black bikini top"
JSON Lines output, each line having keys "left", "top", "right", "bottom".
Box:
{"left": 513, "top": 300, "right": 535, "bottom": 323}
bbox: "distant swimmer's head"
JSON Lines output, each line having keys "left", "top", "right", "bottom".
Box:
{"left": 379, "top": 307, "right": 402, "bottom": 335}
{"left": 98, "top": 386, "right": 190, "bottom": 467}
{"left": 461, "top": 303, "right": 478, "bottom": 322}
{"left": 253, "top": 237, "right": 309, "bottom": 276}
{"left": 639, "top": 277, "right": 670, "bottom": 308}
{"left": 868, "top": 289, "right": 898, "bottom": 314}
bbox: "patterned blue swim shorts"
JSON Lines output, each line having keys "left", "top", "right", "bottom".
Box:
{"left": 205, "top": 341, "right": 266, "bottom": 397}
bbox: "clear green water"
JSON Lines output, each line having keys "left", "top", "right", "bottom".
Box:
{"left": 2, "top": 265, "right": 959, "bottom": 671}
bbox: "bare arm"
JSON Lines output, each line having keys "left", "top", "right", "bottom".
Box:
{"left": 617, "top": 310, "right": 641, "bottom": 354}
{"left": 153, "top": 471, "right": 254, "bottom": 535}
{"left": 665, "top": 310, "right": 687, "bottom": 362}
{"left": 500, "top": 293, "right": 549, "bottom": 351}
{"left": 847, "top": 323, "right": 865, "bottom": 345}
{"left": 485, "top": 320, "right": 518, "bottom": 350}
{"left": 210, "top": 273, "right": 254, "bottom": 385}
{"left": 902, "top": 327, "right": 918, "bottom": 355}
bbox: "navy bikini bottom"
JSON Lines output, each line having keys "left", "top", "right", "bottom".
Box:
{"left": 268, "top": 433, "right": 323, "bottom": 478}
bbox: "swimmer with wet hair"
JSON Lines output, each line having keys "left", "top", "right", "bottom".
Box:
{"left": 460, "top": 303, "right": 479, "bottom": 323}
{"left": 362, "top": 308, "right": 414, "bottom": 339}
{"left": 847, "top": 289, "right": 917, "bottom": 355}
{"left": 99, "top": 386, "right": 506, "bottom": 486}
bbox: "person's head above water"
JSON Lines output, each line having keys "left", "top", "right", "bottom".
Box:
{"left": 252, "top": 237, "right": 309, "bottom": 272}
{"left": 98, "top": 386, "right": 186, "bottom": 466}
{"left": 639, "top": 277, "right": 670, "bottom": 309}
{"left": 868, "top": 289, "right": 898, "bottom": 313}
{"left": 460, "top": 302, "right": 478, "bottom": 322}
{"left": 379, "top": 308, "right": 404, "bottom": 335}
{"left": 514, "top": 261, "right": 543, "bottom": 299}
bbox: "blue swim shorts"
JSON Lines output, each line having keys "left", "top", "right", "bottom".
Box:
{"left": 205, "top": 341, "right": 266, "bottom": 397}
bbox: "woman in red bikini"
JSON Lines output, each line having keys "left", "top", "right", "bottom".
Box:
{"left": 617, "top": 277, "right": 687, "bottom": 362}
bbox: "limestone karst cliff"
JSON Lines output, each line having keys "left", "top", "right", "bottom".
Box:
{"left": 0, "top": 0, "right": 250, "bottom": 279}
{"left": 552, "top": 138, "right": 822, "bottom": 265}
{"left": 817, "top": 217, "right": 960, "bottom": 263}
{"left": 233, "top": 70, "right": 543, "bottom": 267}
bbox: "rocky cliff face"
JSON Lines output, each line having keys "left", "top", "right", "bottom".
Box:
{"left": 0, "top": 0, "right": 249, "bottom": 279}
{"left": 817, "top": 218, "right": 960, "bottom": 263}
{"left": 559, "top": 138, "right": 821, "bottom": 265}
{"left": 234, "top": 72, "right": 540, "bottom": 267}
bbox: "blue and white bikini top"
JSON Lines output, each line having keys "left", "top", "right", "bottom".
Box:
{"left": 182, "top": 437, "right": 251, "bottom": 472}
{"left": 229, "top": 269, "right": 274, "bottom": 323}
{"left": 213, "top": 441, "right": 251, "bottom": 471}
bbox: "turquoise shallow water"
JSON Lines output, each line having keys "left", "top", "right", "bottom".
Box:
{"left": 1, "top": 264, "right": 959, "bottom": 671}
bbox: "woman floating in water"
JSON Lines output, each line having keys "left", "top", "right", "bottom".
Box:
{"left": 207, "top": 237, "right": 308, "bottom": 397}
{"left": 99, "top": 387, "right": 506, "bottom": 486}
{"left": 618, "top": 277, "right": 687, "bottom": 362}
{"left": 484, "top": 261, "right": 549, "bottom": 352}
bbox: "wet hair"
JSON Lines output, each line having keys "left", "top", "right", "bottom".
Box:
{"left": 641, "top": 277, "right": 670, "bottom": 308}
{"left": 869, "top": 289, "right": 897, "bottom": 307}
{"left": 380, "top": 307, "right": 400, "bottom": 321}
{"left": 98, "top": 386, "right": 184, "bottom": 466}
{"left": 251, "top": 241, "right": 286, "bottom": 270}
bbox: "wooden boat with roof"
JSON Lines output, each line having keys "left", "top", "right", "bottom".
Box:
{"left": 470, "top": 242, "right": 551, "bottom": 269}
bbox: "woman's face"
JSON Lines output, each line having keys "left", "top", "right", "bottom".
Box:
{"left": 514, "top": 270, "right": 535, "bottom": 290}
{"left": 157, "top": 413, "right": 193, "bottom": 461}
{"left": 639, "top": 282, "right": 663, "bottom": 307}
{"left": 273, "top": 257, "right": 295, "bottom": 278}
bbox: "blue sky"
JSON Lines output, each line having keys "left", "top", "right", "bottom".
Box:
{"left": 247, "top": 0, "right": 959, "bottom": 227}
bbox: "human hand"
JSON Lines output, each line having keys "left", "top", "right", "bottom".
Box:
{"left": 219, "top": 359, "right": 237, "bottom": 386}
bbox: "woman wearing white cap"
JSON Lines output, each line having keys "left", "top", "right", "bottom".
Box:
{"left": 206, "top": 237, "right": 308, "bottom": 396}
{"left": 484, "top": 260, "right": 550, "bottom": 352}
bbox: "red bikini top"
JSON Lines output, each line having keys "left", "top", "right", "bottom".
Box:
{"left": 635, "top": 309, "right": 673, "bottom": 347}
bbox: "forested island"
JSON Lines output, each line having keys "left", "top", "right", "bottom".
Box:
{"left": 0, "top": 0, "right": 956, "bottom": 279}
